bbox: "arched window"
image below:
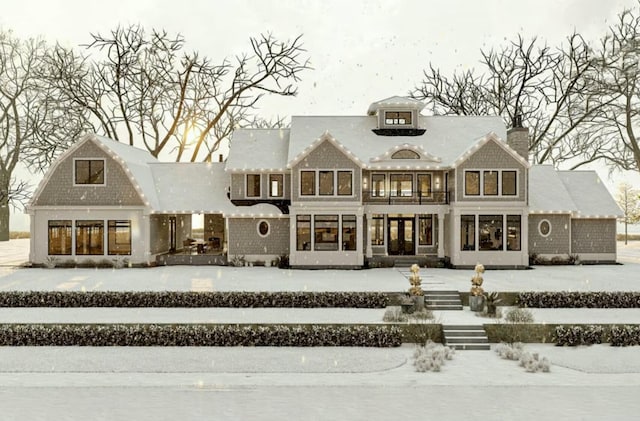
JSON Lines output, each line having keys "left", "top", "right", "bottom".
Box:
{"left": 391, "top": 149, "right": 420, "bottom": 159}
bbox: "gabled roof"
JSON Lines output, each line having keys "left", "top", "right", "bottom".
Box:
{"left": 529, "top": 165, "right": 578, "bottom": 214}
{"left": 29, "top": 133, "right": 159, "bottom": 209}
{"left": 452, "top": 132, "right": 531, "bottom": 169}
{"left": 366, "top": 96, "right": 426, "bottom": 115}
{"left": 529, "top": 166, "right": 622, "bottom": 218}
{"left": 557, "top": 170, "right": 623, "bottom": 218}
{"left": 286, "top": 115, "right": 506, "bottom": 169}
{"left": 286, "top": 131, "right": 365, "bottom": 169}
{"left": 226, "top": 129, "right": 290, "bottom": 172}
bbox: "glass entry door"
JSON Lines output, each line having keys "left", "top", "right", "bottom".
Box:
{"left": 388, "top": 217, "right": 414, "bottom": 255}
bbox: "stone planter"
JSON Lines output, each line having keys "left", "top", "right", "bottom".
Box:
{"left": 469, "top": 295, "right": 485, "bottom": 312}
{"left": 413, "top": 295, "right": 425, "bottom": 312}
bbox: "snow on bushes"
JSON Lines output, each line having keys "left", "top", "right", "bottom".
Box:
{"left": 517, "top": 291, "right": 640, "bottom": 308}
{"left": 413, "top": 340, "right": 455, "bottom": 372}
{"left": 495, "top": 342, "right": 550, "bottom": 373}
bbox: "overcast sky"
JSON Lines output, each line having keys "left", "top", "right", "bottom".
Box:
{"left": 3, "top": 0, "right": 639, "bottom": 230}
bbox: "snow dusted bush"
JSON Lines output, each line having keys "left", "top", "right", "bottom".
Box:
{"left": 494, "top": 342, "right": 525, "bottom": 360}
{"left": 610, "top": 325, "right": 640, "bottom": 346}
{"left": 0, "top": 324, "right": 403, "bottom": 347}
{"left": 43, "top": 256, "right": 58, "bottom": 269}
{"left": 517, "top": 291, "right": 640, "bottom": 308}
{"left": 505, "top": 307, "right": 534, "bottom": 323}
{"left": 0, "top": 291, "right": 389, "bottom": 308}
{"left": 554, "top": 325, "right": 604, "bottom": 346}
{"left": 519, "top": 351, "right": 551, "bottom": 373}
{"left": 413, "top": 340, "right": 455, "bottom": 372}
{"left": 383, "top": 307, "right": 408, "bottom": 322}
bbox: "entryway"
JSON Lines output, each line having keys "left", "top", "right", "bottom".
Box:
{"left": 388, "top": 216, "right": 414, "bottom": 255}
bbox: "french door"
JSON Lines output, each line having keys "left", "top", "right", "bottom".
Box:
{"left": 388, "top": 217, "right": 414, "bottom": 255}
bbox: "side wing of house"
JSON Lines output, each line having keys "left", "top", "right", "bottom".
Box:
{"left": 28, "top": 136, "right": 151, "bottom": 266}
{"left": 449, "top": 134, "right": 530, "bottom": 268}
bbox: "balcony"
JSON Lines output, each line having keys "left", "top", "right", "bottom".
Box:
{"left": 362, "top": 190, "right": 450, "bottom": 205}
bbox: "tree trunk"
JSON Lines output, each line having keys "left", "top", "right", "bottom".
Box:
{"left": 0, "top": 178, "right": 9, "bottom": 241}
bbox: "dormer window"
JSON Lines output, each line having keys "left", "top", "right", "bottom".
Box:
{"left": 385, "top": 111, "right": 412, "bottom": 126}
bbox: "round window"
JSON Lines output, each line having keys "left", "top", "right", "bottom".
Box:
{"left": 538, "top": 219, "right": 551, "bottom": 237}
{"left": 257, "top": 220, "right": 270, "bottom": 237}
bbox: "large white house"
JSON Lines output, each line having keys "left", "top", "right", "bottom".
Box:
{"left": 27, "top": 96, "right": 622, "bottom": 268}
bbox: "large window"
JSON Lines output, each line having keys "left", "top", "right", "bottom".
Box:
{"left": 390, "top": 174, "right": 413, "bottom": 197}
{"left": 246, "top": 174, "right": 261, "bottom": 197}
{"left": 48, "top": 220, "right": 72, "bottom": 255}
{"left": 417, "top": 174, "right": 432, "bottom": 199}
{"left": 507, "top": 215, "right": 521, "bottom": 251}
{"left": 76, "top": 220, "right": 104, "bottom": 255}
{"left": 319, "top": 171, "right": 334, "bottom": 195}
{"left": 314, "top": 215, "right": 338, "bottom": 251}
{"left": 502, "top": 171, "right": 517, "bottom": 196}
{"left": 300, "top": 171, "right": 315, "bottom": 196}
{"left": 371, "top": 214, "right": 384, "bottom": 245}
{"left": 269, "top": 174, "right": 284, "bottom": 197}
{"left": 371, "top": 174, "right": 385, "bottom": 197}
{"left": 461, "top": 215, "right": 475, "bottom": 251}
{"left": 75, "top": 159, "right": 105, "bottom": 185}
{"left": 419, "top": 215, "right": 433, "bottom": 246}
{"left": 342, "top": 215, "right": 357, "bottom": 251}
{"left": 338, "top": 171, "right": 353, "bottom": 196}
{"left": 479, "top": 215, "right": 503, "bottom": 251}
{"left": 465, "top": 171, "right": 480, "bottom": 196}
{"left": 385, "top": 111, "right": 412, "bottom": 125}
{"left": 296, "top": 215, "right": 311, "bottom": 250}
{"left": 108, "top": 220, "right": 131, "bottom": 255}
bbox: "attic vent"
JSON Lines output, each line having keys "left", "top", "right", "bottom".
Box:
{"left": 391, "top": 149, "right": 420, "bottom": 159}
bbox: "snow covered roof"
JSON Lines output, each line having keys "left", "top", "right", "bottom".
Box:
{"left": 226, "top": 129, "right": 290, "bottom": 172}
{"left": 557, "top": 171, "right": 623, "bottom": 218}
{"left": 529, "top": 166, "right": 622, "bottom": 218}
{"left": 529, "top": 165, "right": 578, "bottom": 214}
{"left": 287, "top": 115, "right": 506, "bottom": 169}
{"left": 366, "top": 96, "right": 426, "bottom": 115}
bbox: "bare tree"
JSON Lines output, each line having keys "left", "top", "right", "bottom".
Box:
{"left": 46, "top": 26, "right": 311, "bottom": 162}
{"left": 412, "top": 34, "right": 609, "bottom": 167}
{"left": 616, "top": 182, "right": 640, "bottom": 244}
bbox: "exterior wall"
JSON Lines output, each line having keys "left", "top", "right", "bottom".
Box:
{"left": 447, "top": 170, "right": 455, "bottom": 203}
{"left": 227, "top": 217, "right": 290, "bottom": 260}
{"left": 528, "top": 214, "right": 571, "bottom": 255}
{"left": 33, "top": 141, "right": 144, "bottom": 207}
{"left": 291, "top": 140, "right": 361, "bottom": 202}
{"left": 571, "top": 219, "right": 617, "bottom": 259}
{"left": 456, "top": 140, "right": 527, "bottom": 202}
{"left": 230, "top": 173, "right": 291, "bottom": 201}
{"left": 30, "top": 208, "right": 148, "bottom": 265}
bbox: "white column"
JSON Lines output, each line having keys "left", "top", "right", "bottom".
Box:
{"left": 437, "top": 212, "right": 445, "bottom": 258}
{"left": 365, "top": 213, "right": 373, "bottom": 258}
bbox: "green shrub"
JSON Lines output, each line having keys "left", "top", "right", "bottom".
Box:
{"left": 0, "top": 324, "right": 402, "bottom": 347}
{"left": 517, "top": 291, "right": 640, "bottom": 308}
{"left": 610, "top": 325, "right": 640, "bottom": 346}
{"left": 505, "top": 308, "right": 534, "bottom": 323}
{"left": 554, "top": 325, "right": 604, "bottom": 346}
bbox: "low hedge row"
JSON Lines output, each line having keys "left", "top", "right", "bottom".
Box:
{"left": 517, "top": 292, "right": 640, "bottom": 308}
{"left": 0, "top": 291, "right": 389, "bottom": 308}
{"left": 0, "top": 324, "right": 402, "bottom": 347}
{"left": 554, "top": 325, "right": 640, "bottom": 346}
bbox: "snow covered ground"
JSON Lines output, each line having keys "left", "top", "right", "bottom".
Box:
{"left": 0, "top": 239, "right": 640, "bottom": 420}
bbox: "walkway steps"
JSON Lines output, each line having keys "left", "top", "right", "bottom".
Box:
{"left": 424, "top": 290, "right": 463, "bottom": 311}
{"left": 442, "top": 325, "right": 490, "bottom": 351}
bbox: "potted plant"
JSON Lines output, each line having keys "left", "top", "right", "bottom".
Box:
{"left": 484, "top": 291, "right": 502, "bottom": 316}
{"left": 469, "top": 263, "right": 485, "bottom": 311}
{"left": 408, "top": 264, "right": 425, "bottom": 311}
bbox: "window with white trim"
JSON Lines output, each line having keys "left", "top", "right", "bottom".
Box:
{"left": 269, "top": 174, "right": 284, "bottom": 197}
{"left": 257, "top": 220, "right": 270, "bottom": 237}
{"left": 299, "top": 170, "right": 353, "bottom": 197}
{"left": 246, "top": 174, "right": 261, "bottom": 197}
{"left": 464, "top": 170, "right": 519, "bottom": 197}
{"left": 74, "top": 159, "right": 105, "bottom": 185}
{"left": 48, "top": 220, "right": 72, "bottom": 255}
{"left": 384, "top": 111, "right": 412, "bottom": 125}
{"left": 371, "top": 214, "right": 384, "bottom": 245}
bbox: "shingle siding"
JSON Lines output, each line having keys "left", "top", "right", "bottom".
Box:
{"left": 456, "top": 140, "right": 526, "bottom": 202}
{"left": 571, "top": 219, "right": 617, "bottom": 254}
{"left": 528, "top": 214, "right": 571, "bottom": 255}
{"left": 292, "top": 140, "right": 361, "bottom": 202}
{"left": 227, "top": 218, "right": 290, "bottom": 255}
{"left": 34, "top": 141, "right": 143, "bottom": 206}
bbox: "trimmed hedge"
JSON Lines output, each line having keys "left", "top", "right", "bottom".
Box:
{"left": 0, "top": 324, "right": 402, "bottom": 347}
{"left": 0, "top": 291, "right": 389, "bottom": 308}
{"left": 554, "top": 325, "right": 640, "bottom": 346}
{"left": 517, "top": 292, "right": 640, "bottom": 308}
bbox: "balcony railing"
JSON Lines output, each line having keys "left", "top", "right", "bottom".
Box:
{"left": 362, "top": 190, "right": 450, "bottom": 205}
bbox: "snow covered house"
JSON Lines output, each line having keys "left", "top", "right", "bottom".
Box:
{"left": 27, "top": 96, "right": 622, "bottom": 268}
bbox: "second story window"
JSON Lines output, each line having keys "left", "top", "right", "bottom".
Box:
{"left": 390, "top": 174, "right": 413, "bottom": 197}
{"left": 269, "top": 174, "right": 284, "bottom": 197}
{"left": 319, "top": 171, "right": 334, "bottom": 195}
{"left": 385, "top": 111, "right": 412, "bottom": 125}
{"left": 371, "top": 174, "right": 385, "bottom": 197}
{"left": 301, "top": 171, "right": 316, "bottom": 195}
{"left": 246, "top": 174, "right": 261, "bottom": 197}
{"left": 464, "top": 170, "right": 519, "bottom": 197}
{"left": 300, "top": 170, "right": 353, "bottom": 197}
{"left": 75, "top": 159, "right": 105, "bottom": 185}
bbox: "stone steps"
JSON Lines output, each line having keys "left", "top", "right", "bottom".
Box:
{"left": 442, "top": 325, "right": 490, "bottom": 351}
{"left": 424, "top": 290, "right": 463, "bottom": 311}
